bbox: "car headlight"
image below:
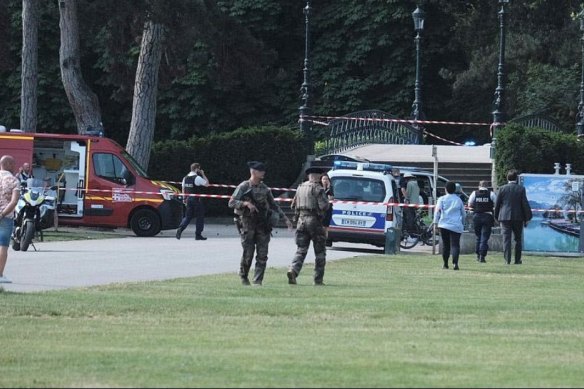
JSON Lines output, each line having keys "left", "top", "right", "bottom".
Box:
{"left": 159, "top": 189, "right": 175, "bottom": 201}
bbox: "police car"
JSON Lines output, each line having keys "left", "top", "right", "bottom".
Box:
{"left": 327, "top": 161, "right": 401, "bottom": 247}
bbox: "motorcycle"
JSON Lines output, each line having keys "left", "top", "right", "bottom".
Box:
{"left": 12, "top": 178, "right": 57, "bottom": 252}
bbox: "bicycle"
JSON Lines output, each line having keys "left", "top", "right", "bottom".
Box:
{"left": 400, "top": 209, "right": 439, "bottom": 249}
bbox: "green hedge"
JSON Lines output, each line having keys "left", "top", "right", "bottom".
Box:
{"left": 495, "top": 124, "right": 584, "bottom": 185}
{"left": 149, "top": 126, "right": 309, "bottom": 215}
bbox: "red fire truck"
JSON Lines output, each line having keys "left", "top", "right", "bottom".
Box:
{"left": 0, "top": 130, "right": 183, "bottom": 236}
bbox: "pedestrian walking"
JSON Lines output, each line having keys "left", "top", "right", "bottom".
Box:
{"left": 287, "top": 167, "right": 330, "bottom": 286}
{"left": 0, "top": 155, "right": 22, "bottom": 283}
{"left": 229, "top": 161, "right": 292, "bottom": 286}
{"left": 494, "top": 169, "right": 533, "bottom": 265}
{"left": 468, "top": 180, "right": 497, "bottom": 263}
{"left": 432, "top": 181, "right": 465, "bottom": 270}
{"left": 176, "top": 163, "right": 209, "bottom": 240}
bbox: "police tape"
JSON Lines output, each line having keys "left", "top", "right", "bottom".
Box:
{"left": 159, "top": 181, "right": 297, "bottom": 192}
{"left": 49, "top": 187, "right": 584, "bottom": 212}
{"left": 422, "top": 130, "right": 463, "bottom": 146}
{"left": 301, "top": 115, "right": 496, "bottom": 127}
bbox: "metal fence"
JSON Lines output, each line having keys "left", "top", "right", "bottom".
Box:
{"left": 324, "top": 110, "right": 420, "bottom": 155}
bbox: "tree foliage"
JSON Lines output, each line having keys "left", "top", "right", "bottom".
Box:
{"left": 0, "top": 0, "right": 583, "bottom": 147}
{"left": 495, "top": 124, "right": 584, "bottom": 185}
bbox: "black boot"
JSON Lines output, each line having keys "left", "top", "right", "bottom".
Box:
{"left": 442, "top": 260, "right": 449, "bottom": 269}
{"left": 176, "top": 226, "right": 185, "bottom": 240}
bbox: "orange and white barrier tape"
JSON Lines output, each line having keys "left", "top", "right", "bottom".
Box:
{"left": 301, "top": 115, "right": 496, "bottom": 127}
{"left": 50, "top": 186, "right": 584, "bottom": 213}
{"left": 160, "top": 181, "right": 297, "bottom": 192}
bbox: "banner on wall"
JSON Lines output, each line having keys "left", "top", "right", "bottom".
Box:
{"left": 520, "top": 174, "right": 584, "bottom": 255}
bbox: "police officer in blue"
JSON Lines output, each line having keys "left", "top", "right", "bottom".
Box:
{"left": 176, "top": 162, "right": 209, "bottom": 240}
{"left": 468, "top": 180, "right": 497, "bottom": 263}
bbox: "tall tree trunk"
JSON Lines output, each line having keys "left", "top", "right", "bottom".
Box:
{"left": 20, "top": 0, "right": 39, "bottom": 133}
{"left": 126, "top": 20, "right": 164, "bottom": 171}
{"left": 57, "top": 0, "right": 102, "bottom": 134}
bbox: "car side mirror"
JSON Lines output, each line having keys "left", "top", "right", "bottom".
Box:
{"left": 120, "top": 168, "right": 134, "bottom": 186}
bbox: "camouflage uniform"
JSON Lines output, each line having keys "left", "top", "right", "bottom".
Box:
{"left": 288, "top": 181, "right": 330, "bottom": 284}
{"left": 229, "top": 180, "right": 286, "bottom": 285}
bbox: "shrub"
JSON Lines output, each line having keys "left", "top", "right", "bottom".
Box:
{"left": 149, "top": 126, "right": 309, "bottom": 215}
{"left": 495, "top": 124, "right": 584, "bottom": 185}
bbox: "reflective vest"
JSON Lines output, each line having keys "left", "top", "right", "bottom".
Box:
{"left": 473, "top": 189, "right": 493, "bottom": 213}
{"left": 183, "top": 174, "right": 204, "bottom": 195}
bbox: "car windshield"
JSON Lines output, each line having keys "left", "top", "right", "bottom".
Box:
{"left": 121, "top": 150, "right": 148, "bottom": 178}
{"left": 331, "top": 177, "right": 386, "bottom": 202}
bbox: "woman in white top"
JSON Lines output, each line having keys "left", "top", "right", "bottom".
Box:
{"left": 432, "top": 181, "right": 466, "bottom": 270}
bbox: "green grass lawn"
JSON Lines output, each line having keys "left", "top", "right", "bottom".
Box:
{"left": 40, "top": 228, "right": 126, "bottom": 242}
{"left": 1, "top": 254, "right": 584, "bottom": 388}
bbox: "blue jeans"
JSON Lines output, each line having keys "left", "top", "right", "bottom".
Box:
{"left": 179, "top": 198, "right": 205, "bottom": 235}
{"left": 473, "top": 213, "right": 494, "bottom": 258}
{"left": 0, "top": 217, "right": 14, "bottom": 247}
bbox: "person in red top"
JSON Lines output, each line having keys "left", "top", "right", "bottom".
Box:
{"left": 0, "top": 155, "right": 21, "bottom": 283}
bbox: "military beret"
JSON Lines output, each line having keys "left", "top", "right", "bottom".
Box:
{"left": 305, "top": 166, "right": 327, "bottom": 175}
{"left": 247, "top": 161, "right": 266, "bottom": 171}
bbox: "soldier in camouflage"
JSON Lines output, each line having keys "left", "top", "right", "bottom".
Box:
{"left": 287, "top": 166, "right": 330, "bottom": 286}
{"left": 228, "top": 161, "right": 292, "bottom": 286}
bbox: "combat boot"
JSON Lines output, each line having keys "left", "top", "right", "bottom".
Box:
{"left": 287, "top": 270, "right": 297, "bottom": 285}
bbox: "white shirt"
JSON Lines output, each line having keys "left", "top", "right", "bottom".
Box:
{"left": 182, "top": 171, "right": 208, "bottom": 188}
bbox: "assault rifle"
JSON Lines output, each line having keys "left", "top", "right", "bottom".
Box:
{"left": 235, "top": 187, "right": 279, "bottom": 231}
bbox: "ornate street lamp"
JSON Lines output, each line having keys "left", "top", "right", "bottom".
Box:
{"left": 411, "top": 5, "right": 425, "bottom": 145}
{"left": 576, "top": 10, "right": 584, "bottom": 138}
{"left": 491, "top": 0, "right": 510, "bottom": 153}
{"left": 299, "top": 0, "right": 313, "bottom": 154}
{"left": 490, "top": 0, "right": 510, "bottom": 189}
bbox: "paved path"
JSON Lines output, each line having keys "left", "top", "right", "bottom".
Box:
{"left": 2, "top": 223, "right": 430, "bottom": 293}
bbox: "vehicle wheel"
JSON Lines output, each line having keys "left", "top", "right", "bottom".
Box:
{"left": 130, "top": 208, "right": 161, "bottom": 237}
{"left": 20, "top": 221, "right": 35, "bottom": 252}
{"left": 11, "top": 239, "right": 20, "bottom": 251}
{"left": 422, "top": 230, "right": 439, "bottom": 246}
{"left": 399, "top": 232, "right": 419, "bottom": 249}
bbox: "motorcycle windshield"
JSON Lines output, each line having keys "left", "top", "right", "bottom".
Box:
{"left": 26, "top": 178, "right": 45, "bottom": 189}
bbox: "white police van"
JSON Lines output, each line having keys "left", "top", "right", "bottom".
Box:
{"left": 327, "top": 161, "right": 400, "bottom": 247}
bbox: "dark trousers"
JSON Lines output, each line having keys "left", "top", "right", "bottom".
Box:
{"left": 500, "top": 220, "right": 524, "bottom": 263}
{"left": 179, "top": 198, "right": 205, "bottom": 235}
{"left": 473, "top": 213, "right": 494, "bottom": 258}
{"left": 404, "top": 208, "right": 416, "bottom": 232}
{"left": 440, "top": 228, "right": 461, "bottom": 265}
